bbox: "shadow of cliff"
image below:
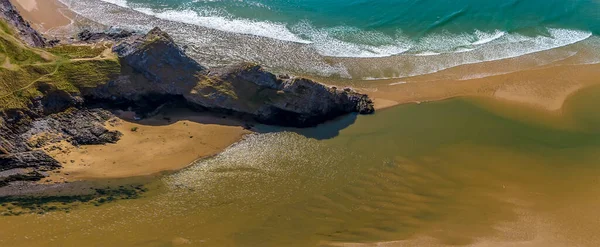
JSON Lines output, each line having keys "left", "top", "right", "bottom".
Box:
{"left": 253, "top": 113, "right": 358, "bottom": 140}
{"left": 114, "top": 106, "right": 358, "bottom": 140}
{"left": 112, "top": 107, "right": 247, "bottom": 128}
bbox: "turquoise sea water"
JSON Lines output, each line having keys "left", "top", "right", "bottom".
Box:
{"left": 60, "top": 0, "right": 600, "bottom": 78}
{"left": 127, "top": 0, "right": 600, "bottom": 36}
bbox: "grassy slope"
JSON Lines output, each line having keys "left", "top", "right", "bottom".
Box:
{"left": 0, "top": 20, "right": 121, "bottom": 111}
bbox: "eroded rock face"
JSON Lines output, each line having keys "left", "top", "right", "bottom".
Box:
{"left": 76, "top": 28, "right": 137, "bottom": 43}
{"left": 201, "top": 64, "right": 375, "bottom": 126}
{"left": 0, "top": 4, "right": 375, "bottom": 186}
{"left": 0, "top": 151, "right": 59, "bottom": 172}
{"left": 97, "top": 28, "right": 374, "bottom": 127}
{"left": 0, "top": 0, "right": 45, "bottom": 47}
{"left": 0, "top": 108, "right": 121, "bottom": 187}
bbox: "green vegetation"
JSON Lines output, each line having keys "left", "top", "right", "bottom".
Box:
{"left": 131, "top": 127, "right": 138, "bottom": 132}
{"left": 0, "top": 185, "right": 147, "bottom": 216}
{"left": 0, "top": 34, "right": 46, "bottom": 65}
{"left": 0, "top": 20, "right": 14, "bottom": 35}
{"left": 50, "top": 59, "right": 120, "bottom": 90}
{"left": 197, "top": 75, "right": 238, "bottom": 100}
{"left": 46, "top": 45, "right": 107, "bottom": 59}
{"left": 0, "top": 20, "right": 121, "bottom": 111}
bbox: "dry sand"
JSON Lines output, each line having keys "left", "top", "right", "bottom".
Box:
{"left": 8, "top": 2, "right": 600, "bottom": 246}
{"left": 13, "top": 0, "right": 600, "bottom": 186}
{"left": 9, "top": 0, "right": 74, "bottom": 33}
{"left": 44, "top": 110, "right": 250, "bottom": 182}
{"left": 12, "top": 0, "right": 600, "bottom": 115}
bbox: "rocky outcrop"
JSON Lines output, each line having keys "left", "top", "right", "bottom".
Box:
{"left": 76, "top": 28, "right": 138, "bottom": 43}
{"left": 0, "top": 108, "right": 121, "bottom": 187}
{"left": 92, "top": 28, "right": 374, "bottom": 127}
{"left": 0, "top": 0, "right": 374, "bottom": 188}
{"left": 0, "top": 151, "right": 59, "bottom": 172}
{"left": 0, "top": 0, "right": 45, "bottom": 47}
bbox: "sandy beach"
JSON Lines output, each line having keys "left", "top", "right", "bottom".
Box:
{"left": 12, "top": 0, "right": 600, "bottom": 183}
{"left": 43, "top": 109, "right": 250, "bottom": 182}
{"left": 14, "top": 0, "right": 600, "bottom": 116}
{"left": 9, "top": 0, "right": 74, "bottom": 34}
{"left": 364, "top": 62, "right": 600, "bottom": 111}
{"left": 4, "top": 1, "right": 600, "bottom": 246}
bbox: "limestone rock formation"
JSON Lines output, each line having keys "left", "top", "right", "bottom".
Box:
{"left": 100, "top": 28, "right": 375, "bottom": 127}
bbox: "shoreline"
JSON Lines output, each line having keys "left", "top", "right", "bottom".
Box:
{"left": 22, "top": 0, "right": 599, "bottom": 115}
{"left": 4, "top": 1, "right": 600, "bottom": 246}
{"left": 357, "top": 61, "right": 600, "bottom": 113}
{"left": 311, "top": 60, "right": 600, "bottom": 116}
{"left": 43, "top": 108, "right": 250, "bottom": 183}
{"left": 9, "top": 0, "right": 600, "bottom": 183}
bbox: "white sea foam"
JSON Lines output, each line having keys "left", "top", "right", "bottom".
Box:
{"left": 95, "top": 1, "right": 592, "bottom": 61}
{"left": 491, "top": 28, "right": 592, "bottom": 60}
{"left": 415, "top": 51, "right": 441, "bottom": 56}
{"left": 455, "top": 48, "right": 476, "bottom": 53}
{"left": 472, "top": 30, "right": 506, "bottom": 45}
{"left": 73, "top": 0, "right": 596, "bottom": 80}
{"left": 134, "top": 8, "right": 311, "bottom": 44}
{"left": 98, "top": 0, "right": 129, "bottom": 8}
{"left": 359, "top": 29, "right": 592, "bottom": 80}
{"left": 290, "top": 23, "right": 412, "bottom": 58}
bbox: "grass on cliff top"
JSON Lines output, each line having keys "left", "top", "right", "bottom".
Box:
{"left": 0, "top": 33, "right": 46, "bottom": 65}
{"left": 50, "top": 59, "right": 120, "bottom": 91}
{"left": 46, "top": 44, "right": 108, "bottom": 59}
{"left": 0, "top": 21, "right": 14, "bottom": 36}
{"left": 0, "top": 19, "right": 120, "bottom": 111}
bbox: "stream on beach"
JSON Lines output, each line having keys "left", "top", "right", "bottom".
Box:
{"left": 2, "top": 85, "right": 600, "bottom": 246}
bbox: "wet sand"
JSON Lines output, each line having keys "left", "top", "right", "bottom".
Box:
{"left": 4, "top": 89, "right": 600, "bottom": 246}
{"left": 369, "top": 63, "right": 598, "bottom": 112}
{"left": 9, "top": 0, "right": 74, "bottom": 33}
{"left": 7, "top": 2, "right": 600, "bottom": 246}
{"left": 11, "top": 0, "right": 600, "bottom": 116}
{"left": 44, "top": 110, "right": 249, "bottom": 182}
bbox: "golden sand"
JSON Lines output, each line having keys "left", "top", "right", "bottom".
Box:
{"left": 44, "top": 110, "right": 249, "bottom": 182}
{"left": 358, "top": 62, "right": 600, "bottom": 112}
{"left": 9, "top": 0, "right": 74, "bottom": 33}
{"left": 11, "top": 0, "right": 600, "bottom": 115}
{"left": 9, "top": 3, "right": 600, "bottom": 246}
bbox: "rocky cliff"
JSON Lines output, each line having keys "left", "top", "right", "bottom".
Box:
{"left": 0, "top": 1, "right": 374, "bottom": 188}
{"left": 0, "top": 0, "right": 45, "bottom": 47}
{"left": 93, "top": 28, "right": 374, "bottom": 127}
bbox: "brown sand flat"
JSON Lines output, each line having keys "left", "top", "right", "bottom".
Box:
{"left": 359, "top": 62, "right": 600, "bottom": 112}
{"left": 9, "top": 0, "right": 73, "bottom": 33}
{"left": 45, "top": 110, "right": 250, "bottom": 182}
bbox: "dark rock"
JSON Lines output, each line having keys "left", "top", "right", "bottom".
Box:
{"left": 77, "top": 28, "right": 137, "bottom": 43}
{"left": 0, "top": 151, "right": 60, "bottom": 172}
{"left": 47, "top": 39, "right": 60, "bottom": 47}
{"left": 50, "top": 109, "right": 122, "bottom": 145}
{"left": 0, "top": 108, "right": 122, "bottom": 186}
{"left": 112, "top": 27, "right": 208, "bottom": 89}
{"left": 36, "top": 82, "right": 84, "bottom": 115}
{"left": 95, "top": 27, "right": 375, "bottom": 127}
